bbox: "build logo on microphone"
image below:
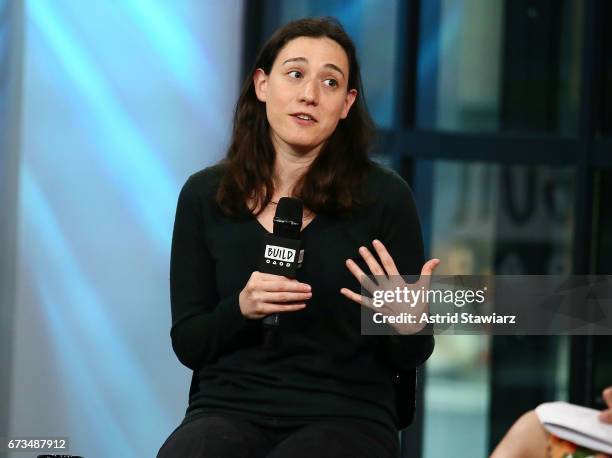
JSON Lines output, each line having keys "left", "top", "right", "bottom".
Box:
{"left": 264, "top": 244, "right": 296, "bottom": 267}
{"left": 259, "top": 235, "right": 304, "bottom": 276}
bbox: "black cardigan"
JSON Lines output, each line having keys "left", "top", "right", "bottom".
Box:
{"left": 169, "top": 161, "right": 434, "bottom": 434}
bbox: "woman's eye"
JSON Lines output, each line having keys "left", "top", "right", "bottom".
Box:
{"left": 324, "top": 79, "right": 338, "bottom": 88}
{"left": 288, "top": 70, "right": 302, "bottom": 79}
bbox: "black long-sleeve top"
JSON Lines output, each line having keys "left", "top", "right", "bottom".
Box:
{"left": 169, "top": 160, "right": 434, "bottom": 436}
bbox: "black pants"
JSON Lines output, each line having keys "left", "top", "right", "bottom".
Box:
{"left": 156, "top": 414, "right": 399, "bottom": 458}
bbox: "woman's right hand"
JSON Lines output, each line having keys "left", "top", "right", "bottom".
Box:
{"left": 238, "top": 271, "right": 312, "bottom": 320}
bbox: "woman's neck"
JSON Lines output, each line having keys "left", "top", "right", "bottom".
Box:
{"left": 272, "top": 146, "right": 319, "bottom": 197}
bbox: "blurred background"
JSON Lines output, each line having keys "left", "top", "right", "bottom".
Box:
{"left": 1, "top": 1, "right": 611, "bottom": 457}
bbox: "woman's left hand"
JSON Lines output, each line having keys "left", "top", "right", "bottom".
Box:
{"left": 340, "top": 239, "right": 440, "bottom": 335}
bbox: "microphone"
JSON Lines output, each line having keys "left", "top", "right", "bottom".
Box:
{"left": 272, "top": 198, "right": 302, "bottom": 239}
{"left": 259, "top": 197, "right": 304, "bottom": 347}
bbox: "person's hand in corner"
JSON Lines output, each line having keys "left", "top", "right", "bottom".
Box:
{"left": 598, "top": 387, "right": 612, "bottom": 424}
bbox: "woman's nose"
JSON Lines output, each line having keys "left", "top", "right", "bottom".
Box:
{"left": 299, "top": 79, "right": 319, "bottom": 105}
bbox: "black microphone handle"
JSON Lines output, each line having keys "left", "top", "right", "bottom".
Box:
{"left": 262, "top": 324, "right": 279, "bottom": 349}
{"left": 262, "top": 309, "right": 280, "bottom": 350}
{"left": 263, "top": 313, "right": 280, "bottom": 326}
{"left": 261, "top": 198, "right": 303, "bottom": 348}
{"left": 262, "top": 220, "right": 299, "bottom": 330}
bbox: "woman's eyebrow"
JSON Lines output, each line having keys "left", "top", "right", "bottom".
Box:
{"left": 281, "top": 57, "right": 345, "bottom": 78}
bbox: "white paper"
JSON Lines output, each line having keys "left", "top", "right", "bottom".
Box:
{"left": 535, "top": 402, "right": 612, "bottom": 454}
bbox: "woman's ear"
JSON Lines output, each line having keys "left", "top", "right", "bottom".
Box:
{"left": 340, "top": 89, "right": 358, "bottom": 119}
{"left": 253, "top": 68, "right": 268, "bottom": 103}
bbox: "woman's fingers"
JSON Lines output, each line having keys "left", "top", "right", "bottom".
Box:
{"left": 421, "top": 258, "right": 441, "bottom": 276}
{"left": 345, "top": 259, "right": 379, "bottom": 293}
{"left": 263, "top": 282, "right": 311, "bottom": 292}
{"left": 257, "top": 291, "right": 312, "bottom": 303}
{"left": 372, "top": 239, "right": 400, "bottom": 276}
{"left": 358, "top": 245, "right": 386, "bottom": 276}
{"left": 258, "top": 302, "right": 307, "bottom": 315}
{"left": 412, "top": 259, "right": 440, "bottom": 300}
{"left": 252, "top": 271, "right": 311, "bottom": 292}
{"left": 340, "top": 288, "right": 374, "bottom": 310}
{"left": 240, "top": 271, "right": 312, "bottom": 320}
{"left": 256, "top": 272, "right": 298, "bottom": 282}
{"left": 418, "top": 258, "right": 440, "bottom": 289}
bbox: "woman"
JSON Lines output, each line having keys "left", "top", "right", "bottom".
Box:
{"left": 157, "top": 17, "right": 437, "bottom": 458}
{"left": 490, "top": 386, "right": 612, "bottom": 458}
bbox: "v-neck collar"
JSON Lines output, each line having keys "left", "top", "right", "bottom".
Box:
{"left": 250, "top": 212, "right": 321, "bottom": 236}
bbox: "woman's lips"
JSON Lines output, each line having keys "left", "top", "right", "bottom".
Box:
{"left": 290, "top": 114, "right": 317, "bottom": 125}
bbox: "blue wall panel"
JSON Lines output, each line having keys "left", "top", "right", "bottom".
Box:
{"left": 8, "top": 2, "right": 243, "bottom": 456}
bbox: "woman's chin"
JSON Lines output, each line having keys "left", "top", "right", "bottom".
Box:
{"left": 283, "top": 138, "right": 325, "bottom": 155}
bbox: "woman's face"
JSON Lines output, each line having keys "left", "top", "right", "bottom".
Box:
{"left": 254, "top": 36, "right": 357, "bottom": 156}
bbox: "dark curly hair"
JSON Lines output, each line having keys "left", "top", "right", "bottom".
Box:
{"left": 216, "top": 17, "right": 375, "bottom": 217}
